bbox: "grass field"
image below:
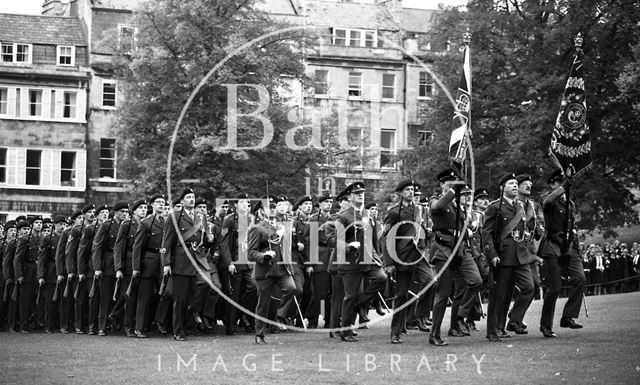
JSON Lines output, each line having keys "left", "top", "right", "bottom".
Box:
{"left": 1, "top": 292, "right": 639, "bottom": 385}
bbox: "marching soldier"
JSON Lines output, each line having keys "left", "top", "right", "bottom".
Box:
{"left": 483, "top": 173, "right": 535, "bottom": 341}
{"left": 539, "top": 169, "right": 586, "bottom": 337}
{"left": 465, "top": 188, "right": 491, "bottom": 331}
{"left": 2, "top": 220, "right": 22, "bottom": 332}
{"left": 288, "top": 195, "right": 312, "bottom": 327}
{"left": 93, "top": 201, "right": 129, "bottom": 336}
{"left": 38, "top": 215, "right": 66, "bottom": 333}
{"left": 132, "top": 194, "right": 165, "bottom": 338}
{"left": 56, "top": 211, "right": 81, "bottom": 333}
{"left": 0, "top": 221, "right": 17, "bottom": 330}
{"left": 15, "top": 216, "right": 44, "bottom": 333}
{"left": 381, "top": 180, "right": 423, "bottom": 344}
{"left": 327, "top": 189, "right": 349, "bottom": 337}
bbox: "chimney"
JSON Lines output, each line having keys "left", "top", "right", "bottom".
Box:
{"left": 42, "top": 0, "right": 71, "bottom": 16}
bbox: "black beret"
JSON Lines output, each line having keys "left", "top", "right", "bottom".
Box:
{"left": 195, "top": 198, "right": 208, "bottom": 207}
{"left": 95, "top": 204, "right": 110, "bottom": 214}
{"left": 70, "top": 210, "right": 83, "bottom": 220}
{"left": 317, "top": 194, "right": 333, "bottom": 203}
{"left": 335, "top": 188, "right": 350, "bottom": 202}
{"left": 17, "top": 219, "right": 31, "bottom": 229}
{"left": 516, "top": 174, "right": 532, "bottom": 184}
{"left": 419, "top": 196, "right": 428, "bottom": 204}
{"left": 395, "top": 179, "right": 414, "bottom": 192}
{"left": 113, "top": 201, "right": 129, "bottom": 212}
{"left": 15, "top": 215, "right": 26, "bottom": 223}
{"left": 275, "top": 195, "right": 289, "bottom": 204}
{"left": 4, "top": 220, "right": 16, "bottom": 229}
{"left": 222, "top": 200, "right": 229, "bottom": 205}
{"left": 29, "top": 215, "right": 43, "bottom": 224}
{"left": 179, "top": 188, "right": 195, "bottom": 201}
{"left": 296, "top": 196, "right": 313, "bottom": 207}
{"left": 436, "top": 168, "right": 458, "bottom": 183}
{"left": 474, "top": 188, "right": 489, "bottom": 200}
{"left": 365, "top": 202, "right": 378, "bottom": 209}
{"left": 547, "top": 169, "right": 564, "bottom": 184}
{"left": 52, "top": 215, "right": 67, "bottom": 224}
{"left": 149, "top": 194, "right": 166, "bottom": 204}
{"left": 42, "top": 217, "right": 53, "bottom": 225}
{"left": 348, "top": 181, "right": 365, "bottom": 193}
{"left": 498, "top": 172, "right": 517, "bottom": 187}
{"left": 81, "top": 203, "right": 95, "bottom": 214}
{"left": 171, "top": 197, "right": 181, "bottom": 206}
{"left": 130, "top": 199, "right": 147, "bottom": 212}
{"left": 235, "top": 193, "right": 249, "bottom": 199}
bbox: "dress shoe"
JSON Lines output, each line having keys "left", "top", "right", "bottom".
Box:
{"left": 448, "top": 328, "right": 468, "bottom": 337}
{"left": 486, "top": 334, "right": 502, "bottom": 342}
{"left": 174, "top": 335, "right": 187, "bottom": 341}
{"left": 9, "top": 328, "right": 16, "bottom": 333}
{"left": 540, "top": 326, "right": 557, "bottom": 338}
{"left": 45, "top": 329, "right": 53, "bottom": 334}
{"left": 497, "top": 329, "right": 512, "bottom": 338}
{"left": 424, "top": 317, "right": 433, "bottom": 326}
{"left": 255, "top": 335, "right": 266, "bottom": 344}
{"left": 108, "top": 315, "right": 122, "bottom": 331}
{"left": 400, "top": 327, "right": 407, "bottom": 335}
{"left": 156, "top": 323, "right": 168, "bottom": 335}
{"left": 87, "top": 330, "right": 96, "bottom": 336}
{"left": 466, "top": 321, "right": 480, "bottom": 332}
{"left": 390, "top": 334, "right": 402, "bottom": 344}
{"left": 275, "top": 317, "right": 288, "bottom": 332}
{"left": 21, "top": 329, "right": 30, "bottom": 334}
{"left": 75, "top": 328, "right": 84, "bottom": 334}
{"left": 506, "top": 320, "right": 528, "bottom": 334}
{"left": 560, "top": 317, "right": 583, "bottom": 329}
{"left": 351, "top": 330, "right": 358, "bottom": 337}
{"left": 135, "top": 330, "right": 148, "bottom": 338}
{"left": 358, "top": 306, "right": 370, "bottom": 323}
{"left": 126, "top": 330, "right": 136, "bottom": 337}
{"left": 226, "top": 329, "right": 239, "bottom": 336}
{"left": 375, "top": 302, "right": 386, "bottom": 316}
{"left": 340, "top": 334, "right": 358, "bottom": 342}
{"left": 329, "top": 331, "right": 336, "bottom": 338}
{"left": 457, "top": 317, "right": 470, "bottom": 335}
{"left": 358, "top": 324, "right": 369, "bottom": 329}
{"left": 429, "top": 337, "right": 448, "bottom": 346}
{"left": 98, "top": 330, "right": 107, "bottom": 336}
{"left": 60, "top": 328, "right": 69, "bottom": 334}
{"left": 416, "top": 318, "right": 430, "bottom": 333}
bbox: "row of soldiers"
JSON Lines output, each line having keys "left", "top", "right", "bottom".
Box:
{"left": 0, "top": 167, "right": 586, "bottom": 344}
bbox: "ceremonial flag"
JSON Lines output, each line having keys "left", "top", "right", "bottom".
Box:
{"left": 549, "top": 33, "right": 592, "bottom": 178}
{"left": 449, "top": 33, "right": 472, "bottom": 171}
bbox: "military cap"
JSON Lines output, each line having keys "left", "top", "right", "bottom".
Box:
{"left": 296, "top": 196, "right": 313, "bottom": 207}
{"left": 317, "top": 194, "right": 333, "bottom": 204}
{"left": 347, "top": 181, "right": 366, "bottom": 193}
{"left": 419, "top": 196, "right": 428, "bottom": 204}
{"left": 171, "top": 197, "right": 181, "bottom": 206}
{"left": 414, "top": 182, "right": 423, "bottom": 195}
{"left": 235, "top": 193, "right": 249, "bottom": 199}
{"left": 130, "top": 199, "right": 147, "bottom": 212}
{"left": 516, "top": 174, "right": 532, "bottom": 184}
{"left": 395, "top": 179, "right": 414, "bottom": 192}
{"left": 275, "top": 195, "right": 289, "bottom": 204}
{"left": 113, "top": 201, "right": 129, "bottom": 212}
{"left": 436, "top": 168, "right": 458, "bottom": 183}
{"left": 149, "top": 194, "right": 166, "bottom": 204}
{"left": 95, "top": 204, "right": 110, "bottom": 214}
{"left": 17, "top": 219, "right": 30, "bottom": 229}
{"left": 42, "top": 217, "right": 53, "bottom": 226}
{"left": 335, "top": 187, "right": 350, "bottom": 202}
{"left": 52, "top": 215, "right": 66, "bottom": 224}
{"left": 222, "top": 199, "right": 229, "bottom": 205}
{"left": 179, "top": 188, "right": 195, "bottom": 201}
{"left": 195, "top": 198, "right": 208, "bottom": 207}
{"left": 461, "top": 185, "right": 473, "bottom": 195}
{"left": 81, "top": 203, "right": 95, "bottom": 214}
{"left": 365, "top": 202, "right": 378, "bottom": 210}
{"left": 4, "top": 220, "right": 16, "bottom": 229}
{"left": 474, "top": 188, "right": 489, "bottom": 200}
{"left": 498, "top": 172, "right": 517, "bottom": 187}
{"left": 15, "top": 215, "right": 26, "bottom": 223}
{"left": 29, "top": 215, "right": 43, "bottom": 225}
{"left": 547, "top": 169, "right": 564, "bottom": 185}
{"left": 70, "top": 210, "right": 83, "bottom": 220}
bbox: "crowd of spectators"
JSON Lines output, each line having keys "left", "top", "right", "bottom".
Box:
{"left": 580, "top": 240, "right": 640, "bottom": 295}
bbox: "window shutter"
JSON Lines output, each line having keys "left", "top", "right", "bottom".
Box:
{"left": 76, "top": 150, "right": 86, "bottom": 189}
{"left": 77, "top": 90, "right": 86, "bottom": 121}
{"left": 13, "top": 147, "right": 26, "bottom": 185}
{"left": 7, "top": 87, "right": 16, "bottom": 116}
{"left": 47, "top": 149, "right": 60, "bottom": 187}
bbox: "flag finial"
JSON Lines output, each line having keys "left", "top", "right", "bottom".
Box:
{"left": 463, "top": 28, "right": 471, "bottom": 45}
{"left": 574, "top": 33, "right": 583, "bottom": 49}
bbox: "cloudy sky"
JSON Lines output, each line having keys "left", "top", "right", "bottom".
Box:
{"left": 0, "top": 0, "right": 466, "bottom": 15}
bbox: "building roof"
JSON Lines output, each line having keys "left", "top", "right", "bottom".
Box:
{"left": 303, "top": 0, "right": 399, "bottom": 31}
{"left": 398, "top": 8, "right": 440, "bottom": 33}
{"left": 255, "top": 0, "right": 300, "bottom": 15}
{"left": 90, "top": 0, "right": 145, "bottom": 10}
{"left": 0, "top": 13, "right": 86, "bottom": 46}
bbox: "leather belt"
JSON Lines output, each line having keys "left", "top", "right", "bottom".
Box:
{"left": 146, "top": 247, "right": 160, "bottom": 253}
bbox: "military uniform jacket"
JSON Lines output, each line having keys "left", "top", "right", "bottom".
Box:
{"left": 381, "top": 202, "right": 421, "bottom": 272}
{"left": 220, "top": 212, "right": 255, "bottom": 271}
{"left": 160, "top": 209, "right": 208, "bottom": 277}
{"left": 55, "top": 228, "right": 71, "bottom": 276}
{"left": 77, "top": 224, "right": 98, "bottom": 276}
{"left": 334, "top": 207, "right": 378, "bottom": 274}
{"left": 15, "top": 233, "right": 41, "bottom": 283}
{"left": 38, "top": 232, "right": 61, "bottom": 283}
{"left": 2, "top": 238, "right": 18, "bottom": 281}
{"left": 482, "top": 197, "right": 530, "bottom": 266}
{"left": 65, "top": 224, "right": 84, "bottom": 275}
{"left": 429, "top": 191, "right": 467, "bottom": 262}
{"left": 519, "top": 198, "right": 540, "bottom": 264}
{"left": 92, "top": 218, "right": 122, "bottom": 277}
{"left": 247, "top": 219, "right": 293, "bottom": 279}
{"left": 114, "top": 219, "right": 140, "bottom": 275}
{"left": 132, "top": 214, "right": 165, "bottom": 279}
{"left": 538, "top": 190, "right": 579, "bottom": 259}
{"left": 292, "top": 215, "right": 310, "bottom": 267}
{"left": 0, "top": 237, "right": 7, "bottom": 286}
{"left": 307, "top": 212, "right": 333, "bottom": 272}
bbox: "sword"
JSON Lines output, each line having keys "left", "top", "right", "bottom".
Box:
{"left": 158, "top": 273, "right": 169, "bottom": 296}
{"left": 582, "top": 293, "right": 589, "bottom": 318}
{"left": 2, "top": 281, "right": 9, "bottom": 302}
{"left": 125, "top": 276, "right": 137, "bottom": 297}
{"left": 377, "top": 292, "right": 391, "bottom": 313}
{"left": 389, "top": 276, "right": 420, "bottom": 299}
{"left": 88, "top": 276, "right": 99, "bottom": 299}
{"left": 73, "top": 278, "right": 83, "bottom": 300}
{"left": 293, "top": 296, "right": 307, "bottom": 329}
{"left": 52, "top": 280, "right": 61, "bottom": 302}
{"left": 113, "top": 276, "right": 122, "bottom": 301}
{"left": 62, "top": 277, "right": 71, "bottom": 298}
{"left": 478, "top": 292, "right": 486, "bottom": 318}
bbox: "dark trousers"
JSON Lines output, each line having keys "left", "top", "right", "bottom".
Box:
{"left": 329, "top": 272, "right": 343, "bottom": 329}
{"left": 97, "top": 276, "right": 117, "bottom": 331}
{"left": 122, "top": 275, "right": 139, "bottom": 334}
{"left": 411, "top": 259, "right": 435, "bottom": 319}
{"left": 226, "top": 270, "right": 257, "bottom": 331}
{"left": 189, "top": 272, "right": 221, "bottom": 319}
{"left": 449, "top": 255, "right": 483, "bottom": 328}
{"left": 499, "top": 261, "right": 541, "bottom": 329}
{"left": 171, "top": 275, "right": 195, "bottom": 337}
{"left": 255, "top": 275, "right": 295, "bottom": 336}
{"left": 0, "top": 284, "right": 7, "bottom": 328}
{"left": 391, "top": 270, "right": 415, "bottom": 336}
{"left": 540, "top": 255, "right": 586, "bottom": 329}
{"left": 283, "top": 265, "right": 304, "bottom": 322}
{"left": 136, "top": 276, "right": 158, "bottom": 331}
{"left": 8, "top": 296, "right": 18, "bottom": 331}
{"left": 18, "top": 282, "right": 37, "bottom": 331}
{"left": 487, "top": 264, "right": 533, "bottom": 337}
{"left": 74, "top": 278, "right": 90, "bottom": 331}
{"left": 59, "top": 281, "right": 73, "bottom": 331}
{"left": 339, "top": 268, "right": 386, "bottom": 336}
{"left": 307, "top": 271, "right": 331, "bottom": 328}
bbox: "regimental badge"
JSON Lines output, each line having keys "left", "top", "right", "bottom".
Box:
{"left": 159, "top": 248, "right": 166, "bottom": 254}
{"left": 221, "top": 227, "right": 228, "bottom": 236}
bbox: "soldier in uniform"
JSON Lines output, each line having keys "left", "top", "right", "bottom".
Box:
{"left": 429, "top": 169, "right": 482, "bottom": 346}
{"left": 15, "top": 216, "right": 44, "bottom": 332}
{"left": 93, "top": 201, "right": 129, "bottom": 336}
{"left": 327, "top": 189, "right": 350, "bottom": 337}
{"left": 287, "top": 195, "right": 312, "bottom": 327}
{"left": 336, "top": 182, "right": 387, "bottom": 342}
{"left": 2, "top": 220, "right": 22, "bottom": 332}
{"left": 0, "top": 220, "right": 17, "bottom": 330}
{"left": 220, "top": 193, "right": 258, "bottom": 335}
{"left": 539, "top": 169, "right": 586, "bottom": 337}
{"left": 115, "top": 199, "right": 148, "bottom": 337}
{"left": 38, "top": 215, "right": 66, "bottom": 333}
{"left": 465, "top": 188, "right": 490, "bottom": 331}
{"left": 482, "top": 173, "right": 535, "bottom": 341}
{"left": 160, "top": 189, "right": 208, "bottom": 341}
{"left": 382, "top": 179, "right": 423, "bottom": 344}
{"left": 132, "top": 194, "right": 165, "bottom": 338}
{"left": 56, "top": 211, "right": 81, "bottom": 333}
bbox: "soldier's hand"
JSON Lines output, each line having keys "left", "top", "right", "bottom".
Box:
{"left": 133, "top": 270, "right": 140, "bottom": 278}
{"left": 384, "top": 265, "right": 396, "bottom": 277}
{"left": 163, "top": 265, "right": 172, "bottom": 276}
{"left": 68, "top": 273, "right": 75, "bottom": 279}
{"left": 305, "top": 266, "right": 314, "bottom": 275}
{"left": 17, "top": 277, "right": 24, "bottom": 284}
{"left": 116, "top": 270, "right": 123, "bottom": 280}
{"left": 491, "top": 257, "right": 500, "bottom": 267}
{"left": 57, "top": 275, "right": 64, "bottom": 283}
{"left": 78, "top": 274, "right": 85, "bottom": 281}
{"left": 6, "top": 278, "right": 12, "bottom": 285}
{"left": 228, "top": 264, "right": 237, "bottom": 275}
{"left": 94, "top": 270, "right": 102, "bottom": 278}
{"left": 348, "top": 241, "right": 361, "bottom": 249}
{"left": 38, "top": 278, "right": 45, "bottom": 286}
{"left": 297, "top": 242, "right": 305, "bottom": 252}
{"left": 264, "top": 250, "right": 276, "bottom": 262}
